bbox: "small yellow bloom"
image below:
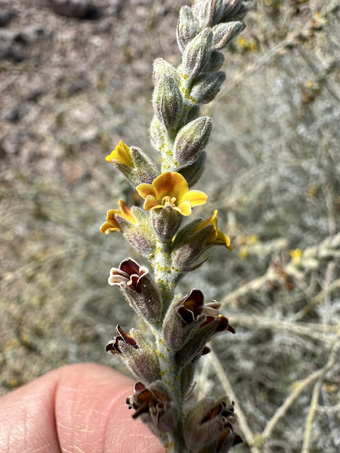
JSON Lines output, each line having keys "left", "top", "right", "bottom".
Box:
{"left": 100, "top": 200, "right": 136, "bottom": 234}
{"left": 105, "top": 141, "right": 133, "bottom": 167}
{"left": 290, "top": 249, "right": 302, "bottom": 265}
{"left": 136, "top": 172, "right": 207, "bottom": 216}
{"left": 247, "top": 235, "right": 258, "bottom": 245}
{"left": 194, "top": 210, "right": 232, "bottom": 251}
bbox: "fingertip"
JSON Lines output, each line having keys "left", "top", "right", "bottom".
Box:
{"left": 55, "top": 363, "right": 164, "bottom": 453}
{"left": 0, "top": 363, "right": 164, "bottom": 453}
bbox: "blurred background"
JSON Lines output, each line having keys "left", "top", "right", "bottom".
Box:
{"left": 0, "top": 0, "right": 339, "bottom": 452}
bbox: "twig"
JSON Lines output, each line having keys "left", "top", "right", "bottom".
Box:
{"left": 219, "top": 0, "right": 340, "bottom": 97}
{"left": 261, "top": 337, "right": 340, "bottom": 442}
{"left": 228, "top": 315, "right": 337, "bottom": 344}
{"left": 208, "top": 347, "right": 260, "bottom": 452}
{"left": 294, "top": 278, "right": 340, "bottom": 321}
{"left": 301, "top": 379, "right": 322, "bottom": 453}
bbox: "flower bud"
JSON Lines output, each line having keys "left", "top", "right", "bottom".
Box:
{"left": 106, "top": 326, "right": 160, "bottom": 384}
{"left": 185, "top": 105, "right": 200, "bottom": 123}
{"left": 153, "top": 58, "right": 180, "bottom": 85}
{"left": 127, "top": 381, "right": 180, "bottom": 439}
{"left": 176, "top": 6, "right": 200, "bottom": 53}
{"left": 129, "top": 146, "right": 159, "bottom": 184}
{"left": 153, "top": 74, "right": 183, "bottom": 132}
{"left": 173, "top": 116, "right": 212, "bottom": 166}
{"left": 178, "top": 151, "right": 206, "bottom": 187}
{"left": 108, "top": 258, "right": 162, "bottom": 324}
{"left": 192, "top": 0, "right": 225, "bottom": 28}
{"left": 182, "top": 28, "right": 213, "bottom": 79}
{"left": 191, "top": 71, "right": 226, "bottom": 104}
{"left": 212, "top": 21, "right": 245, "bottom": 50}
{"left": 202, "top": 50, "right": 225, "bottom": 72}
{"left": 184, "top": 397, "right": 242, "bottom": 451}
{"left": 151, "top": 206, "right": 182, "bottom": 243}
{"left": 222, "top": 0, "right": 252, "bottom": 22}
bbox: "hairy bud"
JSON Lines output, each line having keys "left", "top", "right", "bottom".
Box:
{"left": 177, "top": 5, "right": 200, "bottom": 53}
{"left": 173, "top": 116, "right": 212, "bottom": 166}
{"left": 202, "top": 50, "right": 225, "bottom": 72}
{"left": 153, "top": 58, "right": 180, "bottom": 85}
{"left": 192, "top": 0, "right": 225, "bottom": 28}
{"left": 178, "top": 151, "right": 206, "bottom": 187}
{"left": 222, "top": 0, "right": 252, "bottom": 22}
{"left": 212, "top": 21, "right": 245, "bottom": 50}
{"left": 182, "top": 28, "right": 213, "bottom": 79}
{"left": 191, "top": 71, "right": 226, "bottom": 104}
{"left": 153, "top": 74, "right": 183, "bottom": 132}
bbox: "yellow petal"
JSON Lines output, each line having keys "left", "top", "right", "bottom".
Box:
{"left": 169, "top": 172, "right": 189, "bottom": 201}
{"left": 136, "top": 183, "right": 157, "bottom": 200}
{"left": 216, "top": 230, "right": 231, "bottom": 247}
{"left": 152, "top": 172, "right": 173, "bottom": 200}
{"left": 181, "top": 190, "right": 207, "bottom": 207}
{"left": 144, "top": 195, "right": 161, "bottom": 211}
{"left": 118, "top": 200, "right": 136, "bottom": 224}
{"left": 100, "top": 221, "right": 121, "bottom": 234}
{"left": 106, "top": 141, "right": 133, "bottom": 167}
{"left": 106, "top": 209, "right": 121, "bottom": 225}
{"left": 178, "top": 200, "right": 192, "bottom": 216}
{"left": 196, "top": 210, "right": 218, "bottom": 231}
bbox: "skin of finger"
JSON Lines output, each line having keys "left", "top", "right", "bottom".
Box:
{"left": 0, "top": 363, "right": 164, "bottom": 453}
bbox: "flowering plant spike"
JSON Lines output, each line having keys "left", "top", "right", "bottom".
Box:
{"left": 101, "top": 1, "right": 252, "bottom": 451}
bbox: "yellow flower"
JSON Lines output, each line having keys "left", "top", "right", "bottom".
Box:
{"left": 105, "top": 141, "right": 133, "bottom": 167}
{"left": 247, "top": 235, "right": 258, "bottom": 245}
{"left": 136, "top": 172, "right": 207, "bottom": 216}
{"left": 194, "top": 210, "right": 232, "bottom": 251}
{"left": 290, "top": 249, "right": 302, "bottom": 265}
{"left": 100, "top": 200, "right": 136, "bottom": 234}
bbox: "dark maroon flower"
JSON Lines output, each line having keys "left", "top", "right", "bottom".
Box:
{"left": 184, "top": 397, "right": 242, "bottom": 452}
{"left": 106, "top": 325, "right": 138, "bottom": 354}
{"left": 106, "top": 326, "right": 160, "bottom": 384}
{"left": 163, "top": 289, "right": 235, "bottom": 355}
{"left": 126, "top": 381, "right": 180, "bottom": 437}
{"left": 108, "top": 258, "right": 162, "bottom": 324}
